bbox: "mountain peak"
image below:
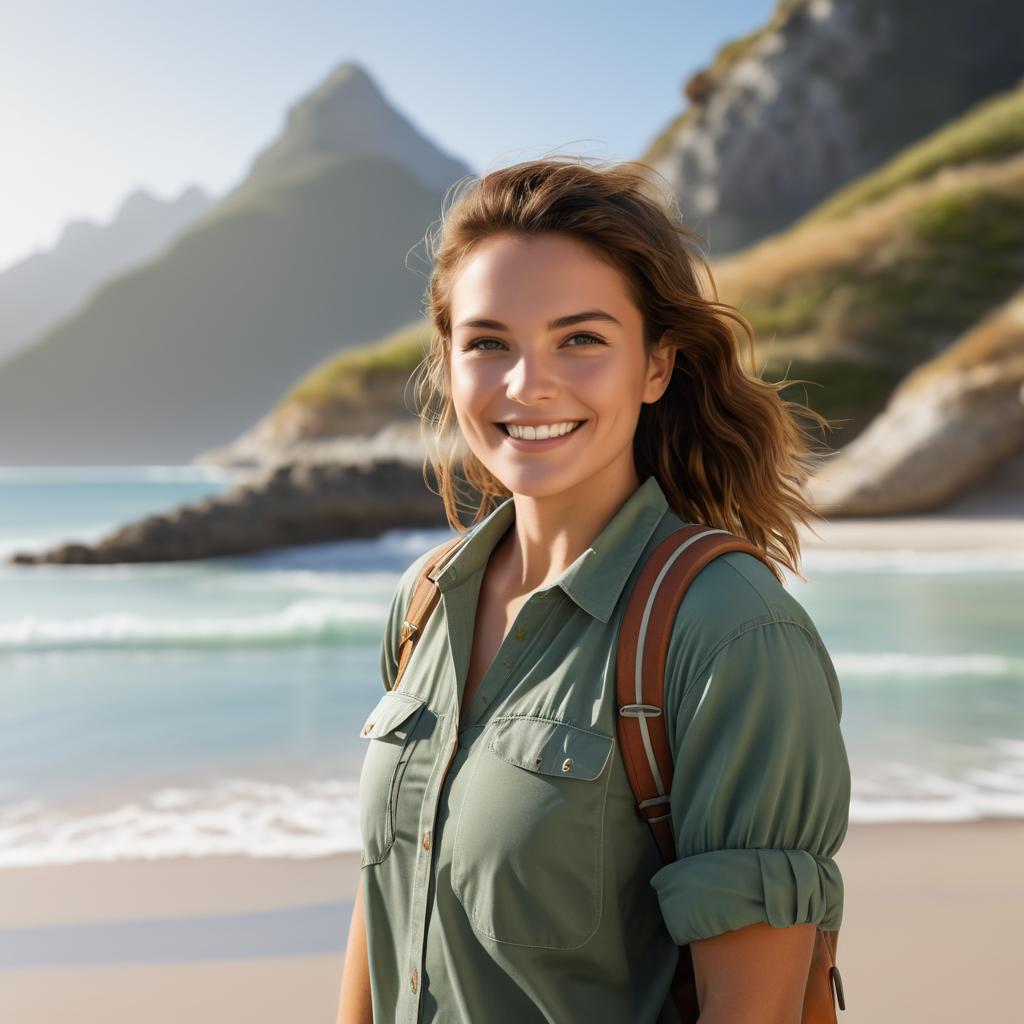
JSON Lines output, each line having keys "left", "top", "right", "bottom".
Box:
{"left": 304, "top": 61, "right": 384, "bottom": 111}
{"left": 117, "top": 187, "right": 161, "bottom": 219}
{"left": 243, "top": 60, "right": 470, "bottom": 194}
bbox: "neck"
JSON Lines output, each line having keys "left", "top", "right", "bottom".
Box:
{"left": 497, "top": 458, "right": 643, "bottom": 594}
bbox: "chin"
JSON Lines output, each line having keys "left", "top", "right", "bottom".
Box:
{"left": 492, "top": 468, "right": 590, "bottom": 500}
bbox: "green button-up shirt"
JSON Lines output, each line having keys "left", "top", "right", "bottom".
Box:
{"left": 357, "top": 474, "right": 850, "bottom": 1023}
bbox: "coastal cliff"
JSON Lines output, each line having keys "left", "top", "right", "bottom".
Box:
{"left": 643, "top": 0, "right": 1024, "bottom": 255}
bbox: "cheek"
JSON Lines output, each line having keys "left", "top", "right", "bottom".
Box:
{"left": 451, "top": 359, "right": 506, "bottom": 414}
{"left": 449, "top": 362, "right": 495, "bottom": 437}
{"left": 575, "top": 359, "right": 641, "bottom": 418}
{"left": 448, "top": 360, "right": 477, "bottom": 410}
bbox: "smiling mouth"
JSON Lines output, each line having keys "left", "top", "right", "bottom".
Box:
{"left": 497, "top": 421, "right": 586, "bottom": 440}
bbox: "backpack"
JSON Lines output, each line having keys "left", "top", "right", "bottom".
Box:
{"left": 390, "top": 525, "right": 846, "bottom": 1022}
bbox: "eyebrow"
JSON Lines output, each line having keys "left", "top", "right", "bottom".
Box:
{"left": 454, "top": 309, "right": 623, "bottom": 331}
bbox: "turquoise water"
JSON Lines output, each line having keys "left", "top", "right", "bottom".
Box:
{"left": 0, "top": 468, "right": 1022, "bottom": 866}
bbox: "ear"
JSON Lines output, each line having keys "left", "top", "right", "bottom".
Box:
{"left": 642, "top": 335, "right": 675, "bottom": 404}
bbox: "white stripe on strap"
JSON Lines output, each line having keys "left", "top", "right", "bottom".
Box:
{"left": 632, "top": 528, "right": 731, "bottom": 798}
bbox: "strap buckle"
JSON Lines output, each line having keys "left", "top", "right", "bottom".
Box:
{"left": 619, "top": 703, "right": 663, "bottom": 718}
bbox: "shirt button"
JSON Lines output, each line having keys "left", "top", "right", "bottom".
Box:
{"left": 502, "top": 657, "right": 513, "bottom": 668}
{"left": 410, "top": 968, "right": 418, "bottom": 993}
{"left": 422, "top": 830, "right": 431, "bottom": 850}
{"left": 514, "top": 627, "right": 526, "bottom": 640}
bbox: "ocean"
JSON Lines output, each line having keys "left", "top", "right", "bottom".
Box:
{"left": 1, "top": 467, "right": 1021, "bottom": 869}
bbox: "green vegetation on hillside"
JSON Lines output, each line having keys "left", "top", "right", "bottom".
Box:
{"left": 719, "top": 68, "right": 1024, "bottom": 435}
{"left": 796, "top": 75, "right": 1024, "bottom": 225}
{"left": 746, "top": 185, "right": 1024, "bottom": 349}
{"left": 741, "top": 180, "right": 1024, "bottom": 429}
{"left": 282, "top": 319, "right": 431, "bottom": 409}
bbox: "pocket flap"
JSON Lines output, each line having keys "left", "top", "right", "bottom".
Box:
{"left": 359, "top": 690, "right": 425, "bottom": 739}
{"left": 488, "top": 717, "right": 614, "bottom": 780}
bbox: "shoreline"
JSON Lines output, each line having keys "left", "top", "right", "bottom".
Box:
{"left": 1, "top": 819, "right": 1021, "bottom": 1022}
{"left": 798, "top": 513, "right": 1024, "bottom": 551}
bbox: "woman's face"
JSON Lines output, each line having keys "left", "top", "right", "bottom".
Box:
{"left": 448, "top": 231, "right": 672, "bottom": 500}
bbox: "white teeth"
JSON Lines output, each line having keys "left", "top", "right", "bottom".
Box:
{"left": 505, "top": 421, "right": 581, "bottom": 440}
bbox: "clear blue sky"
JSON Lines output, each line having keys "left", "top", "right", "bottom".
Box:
{"left": 2, "top": 0, "right": 776, "bottom": 270}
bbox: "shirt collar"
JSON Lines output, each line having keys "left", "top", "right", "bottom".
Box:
{"left": 427, "top": 474, "right": 670, "bottom": 623}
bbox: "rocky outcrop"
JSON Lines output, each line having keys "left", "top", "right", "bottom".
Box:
{"left": 196, "top": 418, "right": 425, "bottom": 471}
{"left": 806, "top": 288, "right": 1024, "bottom": 515}
{"left": 644, "top": 0, "right": 1024, "bottom": 255}
{"left": 6, "top": 424, "right": 463, "bottom": 565}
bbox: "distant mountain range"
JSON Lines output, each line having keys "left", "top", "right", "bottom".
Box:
{"left": 0, "top": 63, "right": 471, "bottom": 465}
{"left": 0, "top": 185, "right": 213, "bottom": 366}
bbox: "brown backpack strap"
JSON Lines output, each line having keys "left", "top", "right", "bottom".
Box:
{"left": 616, "top": 526, "right": 768, "bottom": 861}
{"left": 391, "top": 534, "right": 465, "bottom": 692}
{"left": 616, "top": 525, "right": 844, "bottom": 1022}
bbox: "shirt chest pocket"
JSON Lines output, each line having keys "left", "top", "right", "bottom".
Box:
{"left": 357, "top": 690, "right": 427, "bottom": 867}
{"left": 451, "top": 716, "right": 614, "bottom": 949}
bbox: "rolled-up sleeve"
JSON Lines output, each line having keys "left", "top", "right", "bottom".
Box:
{"left": 650, "top": 617, "right": 850, "bottom": 945}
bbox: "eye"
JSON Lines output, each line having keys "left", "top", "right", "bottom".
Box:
{"left": 463, "top": 333, "right": 606, "bottom": 352}
{"left": 463, "top": 338, "right": 506, "bottom": 352}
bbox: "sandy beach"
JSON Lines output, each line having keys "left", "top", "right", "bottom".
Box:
{"left": 799, "top": 512, "right": 1024, "bottom": 551}
{"left": 0, "top": 819, "right": 1020, "bottom": 1023}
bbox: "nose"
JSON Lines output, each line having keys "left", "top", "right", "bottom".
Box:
{"left": 505, "top": 350, "right": 558, "bottom": 404}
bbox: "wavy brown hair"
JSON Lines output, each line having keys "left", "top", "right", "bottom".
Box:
{"left": 412, "top": 156, "right": 833, "bottom": 582}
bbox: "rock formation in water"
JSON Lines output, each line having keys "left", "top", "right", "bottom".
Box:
{"left": 7, "top": 424, "right": 457, "bottom": 565}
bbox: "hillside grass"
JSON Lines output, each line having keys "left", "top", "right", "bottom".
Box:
{"left": 712, "top": 57, "right": 1024, "bottom": 423}
{"left": 795, "top": 76, "right": 1024, "bottom": 226}
{"left": 281, "top": 319, "right": 430, "bottom": 409}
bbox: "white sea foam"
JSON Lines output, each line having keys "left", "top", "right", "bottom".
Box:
{"left": 0, "top": 778, "right": 363, "bottom": 867}
{"left": 3, "top": 745, "right": 1024, "bottom": 867}
{"left": 0, "top": 465, "right": 241, "bottom": 483}
{"left": 0, "top": 598, "right": 389, "bottom": 650}
{"left": 797, "top": 547, "right": 1024, "bottom": 574}
{"left": 832, "top": 651, "right": 1020, "bottom": 680}
{"left": 850, "top": 737, "right": 1024, "bottom": 822}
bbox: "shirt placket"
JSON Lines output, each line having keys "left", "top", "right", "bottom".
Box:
{"left": 398, "top": 576, "right": 557, "bottom": 1021}
{"left": 465, "top": 588, "right": 556, "bottom": 726}
{"left": 396, "top": 710, "right": 454, "bottom": 1021}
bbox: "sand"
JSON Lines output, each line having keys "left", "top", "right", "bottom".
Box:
{"left": 798, "top": 513, "right": 1024, "bottom": 551}
{"left": 1, "top": 819, "right": 1022, "bottom": 1023}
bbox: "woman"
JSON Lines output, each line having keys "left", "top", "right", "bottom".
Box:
{"left": 338, "top": 157, "right": 850, "bottom": 1023}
